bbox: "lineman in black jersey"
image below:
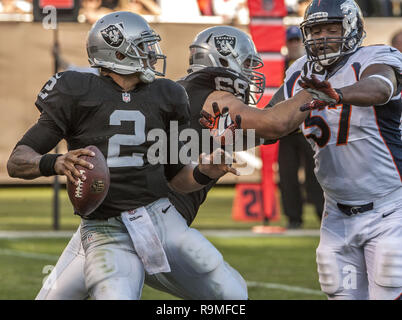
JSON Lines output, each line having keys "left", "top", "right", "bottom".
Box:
{"left": 8, "top": 13, "right": 241, "bottom": 300}
{"left": 169, "top": 67, "right": 252, "bottom": 225}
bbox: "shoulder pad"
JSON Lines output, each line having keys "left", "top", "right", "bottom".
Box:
{"left": 285, "top": 55, "right": 308, "bottom": 82}
{"left": 356, "top": 45, "right": 402, "bottom": 77}
{"left": 183, "top": 67, "right": 250, "bottom": 103}
{"left": 55, "top": 71, "right": 92, "bottom": 97}
{"left": 153, "top": 78, "right": 188, "bottom": 98}
{"left": 185, "top": 67, "right": 248, "bottom": 83}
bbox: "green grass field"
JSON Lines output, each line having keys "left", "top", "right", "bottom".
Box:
{"left": 0, "top": 186, "right": 324, "bottom": 300}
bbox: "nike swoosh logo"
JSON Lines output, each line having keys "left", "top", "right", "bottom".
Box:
{"left": 162, "top": 205, "right": 171, "bottom": 214}
{"left": 382, "top": 211, "right": 395, "bottom": 218}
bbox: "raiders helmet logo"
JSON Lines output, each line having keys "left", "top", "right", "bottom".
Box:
{"left": 214, "top": 35, "right": 236, "bottom": 56}
{"left": 100, "top": 24, "right": 124, "bottom": 48}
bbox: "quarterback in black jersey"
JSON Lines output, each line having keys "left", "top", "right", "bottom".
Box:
{"left": 8, "top": 13, "right": 241, "bottom": 300}
{"left": 32, "top": 24, "right": 319, "bottom": 300}
{"left": 34, "top": 24, "right": 283, "bottom": 301}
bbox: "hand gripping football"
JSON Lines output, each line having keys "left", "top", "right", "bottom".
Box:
{"left": 66, "top": 145, "right": 110, "bottom": 218}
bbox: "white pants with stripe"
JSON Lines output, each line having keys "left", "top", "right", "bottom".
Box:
{"left": 317, "top": 187, "right": 402, "bottom": 300}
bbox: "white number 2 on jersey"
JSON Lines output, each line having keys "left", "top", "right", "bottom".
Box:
{"left": 107, "top": 110, "right": 146, "bottom": 167}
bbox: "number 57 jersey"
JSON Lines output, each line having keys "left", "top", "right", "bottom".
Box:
{"left": 35, "top": 71, "right": 190, "bottom": 220}
{"left": 284, "top": 45, "right": 402, "bottom": 204}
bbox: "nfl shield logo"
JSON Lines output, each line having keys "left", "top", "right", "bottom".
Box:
{"left": 214, "top": 35, "right": 236, "bottom": 56}
{"left": 122, "top": 92, "right": 131, "bottom": 103}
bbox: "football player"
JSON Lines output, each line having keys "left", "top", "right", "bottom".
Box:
{"left": 297, "top": 0, "right": 402, "bottom": 300}
{"left": 7, "top": 12, "right": 241, "bottom": 300}
{"left": 204, "top": 0, "right": 402, "bottom": 300}
{"left": 32, "top": 24, "right": 318, "bottom": 300}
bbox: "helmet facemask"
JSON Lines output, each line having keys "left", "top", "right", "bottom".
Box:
{"left": 240, "top": 55, "right": 265, "bottom": 105}
{"left": 122, "top": 29, "right": 166, "bottom": 81}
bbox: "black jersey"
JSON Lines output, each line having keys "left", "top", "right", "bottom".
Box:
{"left": 167, "top": 67, "right": 248, "bottom": 225}
{"left": 35, "top": 71, "right": 190, "bottom": 219}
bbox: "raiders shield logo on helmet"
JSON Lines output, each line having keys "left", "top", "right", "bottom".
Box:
{"left": 100, "top": 24, "right": 124, "bottom": 48}
{"left": 214, "top": 35, "right": 236, "bottom": 56}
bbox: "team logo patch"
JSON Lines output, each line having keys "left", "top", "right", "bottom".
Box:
{"left": 214, "top": 35, "right": 236, "bottom": 56}
{"left": 122, "top": 92, "right": 131, "bottom": 103}
{"left": 100, "top": 24, "right": 124, "bottom": 48}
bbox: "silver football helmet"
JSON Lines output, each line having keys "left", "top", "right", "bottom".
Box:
{"left": 86, "top": 11, "right": 166, "bottom": 83}
{"left": 188, "top": 26, "right": 265, "bottom": 105}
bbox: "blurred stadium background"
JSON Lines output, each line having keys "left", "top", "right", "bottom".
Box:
{"left": 0, "top": 0, "right": 401, "bottom": 300}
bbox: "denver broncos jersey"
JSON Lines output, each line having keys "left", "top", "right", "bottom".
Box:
{"left": 35, "top": 71, "right": 190, "bottom": 219}
{"left": 284, "top": 45, "right": 402, "bottom": 204}
{"left": 167, "top": 67, "right": 249, "bottom": 225}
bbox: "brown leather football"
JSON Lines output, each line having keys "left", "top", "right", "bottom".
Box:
{"left": 66, "top": 145, "right": 110, "bottom": 218}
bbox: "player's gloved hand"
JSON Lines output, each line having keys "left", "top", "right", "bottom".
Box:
{"left": 199, "top": 102, "right": 241, "bottom": 146}
{"left": 198, "top": 148, "right": 239, "bottom": 179}
{"left": 298, "top": 74, "right": 343, "bottom": 107}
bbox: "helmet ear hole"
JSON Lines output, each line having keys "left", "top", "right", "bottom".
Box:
{"left": 219, "top": 58, "right": 229, "bottom": 67}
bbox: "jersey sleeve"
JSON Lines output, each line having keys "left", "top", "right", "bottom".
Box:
{"left": 283, "top": 56, "right": 307, "bottom": 99}
{"left": 359, "top": 46, "right": 402, "bottom": 88}
{"left": 15, "top": 111, "right": 64, "bottom": 154}
{"left": 35, "top": 71, "right": 88, "bottom": 136}
{"left": 170, "top": 83, "right": 191, "bottom": 126}
{"left": 158, "top": 79, "right": 191, "bottom": 127}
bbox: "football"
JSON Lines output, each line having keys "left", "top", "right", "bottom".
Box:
{"left": 66, "top": 145, "right": 110, "bottom": 218}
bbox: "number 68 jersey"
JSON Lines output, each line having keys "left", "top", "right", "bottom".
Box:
{"left": 284, "top": 45, "right": 402, "bottom": 204}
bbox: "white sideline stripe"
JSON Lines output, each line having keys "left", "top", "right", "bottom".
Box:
{"left": 0, "top": 248, "right": 58, "bottom": 261}
{"left": 0, "top": 248, "right": 324, "bottom": 297}
{"left": 246, "top": 281, "right": 324, "bottom": 296}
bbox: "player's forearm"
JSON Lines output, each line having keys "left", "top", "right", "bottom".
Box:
{"left": 7, "top": 145, "right": 42, "bottom": 179}
{"left": 253, "top": 90, "right": 311, "bottom": 139}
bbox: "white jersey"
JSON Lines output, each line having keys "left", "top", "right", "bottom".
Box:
{"left": 284, "top": 45, "right": 402, "bottom": 204}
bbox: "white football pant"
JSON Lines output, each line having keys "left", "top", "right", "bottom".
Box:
{"left": 36, "top": 197, "right": 247, "bottom": 300}
{"left": 317, "top": 187, "right": 402, "bottom": 300}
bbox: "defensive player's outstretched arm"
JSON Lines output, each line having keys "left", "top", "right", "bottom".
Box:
{"left": 202, "top": 88, "right": 312, "bottom": 141}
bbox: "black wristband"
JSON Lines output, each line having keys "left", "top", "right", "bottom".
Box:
{"left": 39, "top": 153, "right": 62, "bottom": 176}
{"left": 193, "top": 165, "right": 214, "bottom": 185}
{"left": 335, "top": 88, "right": 343, "bottom": 103}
